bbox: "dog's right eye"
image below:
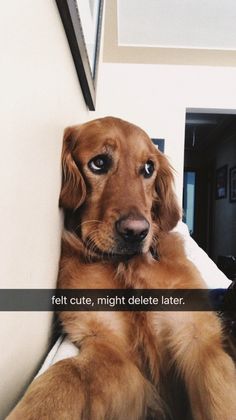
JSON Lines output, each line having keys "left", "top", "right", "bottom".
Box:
{"left": 88, "top": 154, "right": 112, "bottom": 174}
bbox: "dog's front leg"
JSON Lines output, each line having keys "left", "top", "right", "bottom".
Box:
{"left": 7, "top": 333, "right": 160, "bottom": 420}
{"left": 162, "top": 311, "right": 236, "bottom": 420}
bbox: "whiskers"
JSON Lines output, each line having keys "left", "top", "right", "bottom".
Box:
{"left": 82, "top": 225, "right": 117, "bottom": 263}
{"left": 74, "top": 219, "right": 103, "bottom": 234}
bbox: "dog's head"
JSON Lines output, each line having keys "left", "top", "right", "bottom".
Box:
{"left": 60, "top": 117, "right": 180, "bottom": 259}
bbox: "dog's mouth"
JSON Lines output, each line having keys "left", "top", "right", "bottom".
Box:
{"left": 83, "top": 236, "right": 145, "bottom": 262}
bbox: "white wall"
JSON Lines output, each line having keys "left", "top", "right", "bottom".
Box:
{"left": 95, "top": 63, "right": 236, "bottom": 201}
{"left": 0, "top": 1, "right": 93, "bottom": 417}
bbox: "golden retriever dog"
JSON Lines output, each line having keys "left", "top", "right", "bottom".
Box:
{"left": 8, "top": 117, "right": 236, "bottom": 419}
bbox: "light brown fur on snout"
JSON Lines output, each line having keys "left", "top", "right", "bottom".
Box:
{"left": 8, "top": 117, "right": 236, "bottom": 420}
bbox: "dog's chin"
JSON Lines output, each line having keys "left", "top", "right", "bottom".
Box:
{"left": 95, "top": 251, "right": 140, "bottom": 263}
{"left": 84, "top": 237, "right": 147, "bottom": 262}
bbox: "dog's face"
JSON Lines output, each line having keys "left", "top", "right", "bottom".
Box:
{"left": 60, "top": 117, "right": 180, "bottom": 259}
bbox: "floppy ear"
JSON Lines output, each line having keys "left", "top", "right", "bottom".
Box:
{"left": 152, "top": 152, "right": 181, "bottom": 231}
{"left": 59, "top": 126, "right": 86, "bottom": 210}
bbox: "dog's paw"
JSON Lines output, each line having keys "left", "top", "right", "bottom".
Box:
{"left": 7, "top": 352, "right": 164, "bottom": 420}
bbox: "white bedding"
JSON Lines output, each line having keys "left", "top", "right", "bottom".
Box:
{"left": 36, "top": 222, "right": 231, "bottom": 378}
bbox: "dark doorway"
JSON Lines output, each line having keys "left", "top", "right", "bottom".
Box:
{"left": 183, "top": 110, "right": 236, "bottom": 268}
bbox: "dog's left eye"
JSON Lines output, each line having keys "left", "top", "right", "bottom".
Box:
{"left": 88, "top": 154, "right": 111, "bottom": 174}
{"left": 142, "top": 160, "right": 155, "bottom": 178}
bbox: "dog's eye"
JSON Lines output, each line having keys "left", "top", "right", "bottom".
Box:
{"left": 142, "top": 160, "right": 155, "bottom": 178}
{"left": 88, "top": 154, "right": 111, "bottom": 174}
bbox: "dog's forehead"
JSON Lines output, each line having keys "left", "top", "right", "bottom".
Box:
{"left": 74, "top": 117, "right": 155, "bottom": 156}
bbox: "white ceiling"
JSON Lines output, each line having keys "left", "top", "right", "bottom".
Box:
{"left": 117, "top": 0, "right": 236, "bottom": 50}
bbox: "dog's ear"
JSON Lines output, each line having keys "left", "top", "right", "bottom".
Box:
{"left": 59, "top": 126, "right": 86, "bottom": 210}
{"left": 152, "top": 151, "right": 181, "bottom": 231}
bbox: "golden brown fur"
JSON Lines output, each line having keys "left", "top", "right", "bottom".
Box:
{"left": 8, "top": 117, "right": 236, "bottom": 420}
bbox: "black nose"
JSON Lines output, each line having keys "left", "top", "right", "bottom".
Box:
{"left": 115, "top": 216, "right": 150, "bottom": 242}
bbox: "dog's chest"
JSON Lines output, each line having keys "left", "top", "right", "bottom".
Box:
{"left": 127, "top": 311, "right": 162, "bottom": 385}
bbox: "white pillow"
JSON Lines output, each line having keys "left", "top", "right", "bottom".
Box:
{"left": 173, "top": 221, "right": 231, "bottom": 289}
